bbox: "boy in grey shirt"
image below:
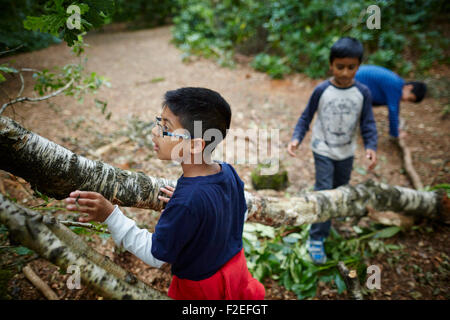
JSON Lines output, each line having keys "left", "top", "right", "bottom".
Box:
{"left": 287, "top": 37, "right": 377, "bottom": 264}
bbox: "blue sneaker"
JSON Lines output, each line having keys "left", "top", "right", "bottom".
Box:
{"left": 306, "top": 237, "right": 327, "bottom": 264}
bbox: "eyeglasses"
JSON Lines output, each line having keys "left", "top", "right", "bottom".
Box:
{"left": 155, "top": 116, "right": 190, "bottom": 139}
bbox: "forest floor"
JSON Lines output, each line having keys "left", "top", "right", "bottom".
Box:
{"left": 0, "top": 25, "right": 449, "bottom": 300}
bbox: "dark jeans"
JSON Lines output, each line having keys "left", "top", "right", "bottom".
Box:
{"left": 309, "top": 152, "right": 354, "bottom": 240}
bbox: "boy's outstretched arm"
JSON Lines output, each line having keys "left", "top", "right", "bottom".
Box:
{"left": 65, "top": 190, "right": 166, "bottom": 268}
{"left": 288, "top": 85, "right": 323, "bottom": 157}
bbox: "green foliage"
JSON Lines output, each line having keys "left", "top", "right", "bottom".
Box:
{"left": 0, "top": 64, "right": 18, "bottom": 83}
{"left": 425, "top": 183, "right": 450, "bottom": 197}
{"left": 30, "top": 35, "right": 110, "bottom": 102}
{"left": 113, "top": 0, "right": 179, "bottom": 28}
{"left": 172, "top": 0, "right": 449, "bottom": 78}
{"left": 243, "top": 221, "right": 403, "bottom": 299}
{"left": 0, "top": 0, "right": 61, "bottom": 54}
{"left": 69, "top": 222, "right": 110, "bottom": 239}
{"left": 23, "top": 0, "right": 115, "bottom": 46}
{"left": 250, "top": 54, "right": 290, "bottom": 79}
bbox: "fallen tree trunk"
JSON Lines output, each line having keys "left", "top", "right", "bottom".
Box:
{"left": 1, "top": 116, "right": 448, "bottom": 227}
{"left": 1, "top": 115, "right": 449, "bottom": 300}
{"left": 0, "top": 193, "right": 170, "bottom": 300}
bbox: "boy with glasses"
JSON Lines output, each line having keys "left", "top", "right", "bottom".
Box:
{"left": 65, "top": 87, "right": 265, "bottom": 300}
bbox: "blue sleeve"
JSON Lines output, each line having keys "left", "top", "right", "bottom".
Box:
{"left": 359, "top": 86, "right": 378, "bottom": 151}
{"left": 383, "top": 72, "right": 403, "bottom": 138}
{"left": 386, "top": 92, "right": 401, "bottom": 138}
{"left": 291, "top": 84, "right": 325, "bottom": 143}
{"left": 151, "top": 204, "right": 198, "bottom": 263}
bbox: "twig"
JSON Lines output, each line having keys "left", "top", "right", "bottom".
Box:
{"left": 0, "top": 44, "right": 24, "bottom": 56}
{"left": 17, "top": 72, "right": 25, "bottom": 98}
{"left": 20, "top": 68, "right": 41, "bottom": 73}
{"left": 22, "top": 264, "right": 59, "bottom": 300}
{"left": 397, "top": 136, "right": 424, "bottom": 190}
{"left": 337, "top": 261, "right": 364, "bottom": 300}
{"left": 0, "top": 78, "right": 74, "bottom": 115}
{"left": 59, "top": 220, "right": 110, "bottom": 233}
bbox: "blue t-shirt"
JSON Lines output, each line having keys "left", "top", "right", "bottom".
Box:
{"left": 355, "top": 65, "right": 405, "bottom": 137}
{"left": 151, "top": 162, "right": 247, "bottom": 281}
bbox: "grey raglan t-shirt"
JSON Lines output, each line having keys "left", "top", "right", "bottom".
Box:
{"left": 292, "top": 80, "right": 377, "bottom": 160}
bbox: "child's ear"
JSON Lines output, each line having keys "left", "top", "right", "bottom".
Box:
{"left": 190, "top": 138, "right": 205, "bottom": 154}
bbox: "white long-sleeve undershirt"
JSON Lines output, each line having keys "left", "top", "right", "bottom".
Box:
{"left": 104, "top": 205, "right": 165, "bottom": 268}
{"left": 104, "top": 205, "right": 249, "bottom": 269}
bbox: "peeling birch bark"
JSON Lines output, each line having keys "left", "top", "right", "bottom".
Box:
{"left": 245, "top": 180, "right": 447, "bottom": 227}
{"left": 0, "top": 116, "right": 172, "bottom": 211}
{"left": 0, "top": 116, "right": 448, "bottom": 300}
{"left": 0, "top": 193, "right": 170, "bottom": 300}
{"left": 1, "top": 115, "right": 448, "bottom": 228}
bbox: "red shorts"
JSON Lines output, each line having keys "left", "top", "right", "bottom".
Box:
{"left": 168, "top": 248, "right": 265, "bottom": 300}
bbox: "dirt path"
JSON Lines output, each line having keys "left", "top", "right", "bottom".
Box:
{"left": 0, "top": 26, "right": 449, "bottom": 300}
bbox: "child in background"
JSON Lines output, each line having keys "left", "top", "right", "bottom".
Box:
{"left": 287, "top": 37, "right": 378, "bottom": 264}
{"left": 355, "top": 64, "right": 427, "bottom": 139}
{"left": 65, "top": 87, "right": 265, "bottom": 299}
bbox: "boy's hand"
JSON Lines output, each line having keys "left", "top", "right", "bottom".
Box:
{"left": 287, "top": 139, "right": 300, "bottom": 157}
{"left": 366, "top": 149, "right": 377, "bottom": 171}
{"left": 158, "top": 185, "right": 175, "bottom": 213}
{"left": 64, "top": 190, "right": 114, "bottom": 223}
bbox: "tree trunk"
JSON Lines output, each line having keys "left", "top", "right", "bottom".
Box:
{"left": 1, "top": 116, "right": 448, "bottom": 227}
{"left": 0, "top": 193, "right": 170, "bottom": 300}
{"left": 1, "top": 115, "right": 449, "bottom": 299}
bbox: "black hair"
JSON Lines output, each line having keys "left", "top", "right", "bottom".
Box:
{"left": 329, "top": 37, "right": 364, "bottom": 63}
{"left": 405, "top": 81, "right": 427, "bottom": 103}
{"left": 163, "top": 87, "right": 232, "bottom": 147}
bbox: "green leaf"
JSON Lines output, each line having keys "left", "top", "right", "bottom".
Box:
{"left": 99, "top": 233, "right": 111, "bottom": 240}
{"left": 374, "top": 226, "right": 401, "bottom": 239}
{"left": 13, "top": 246, "right": 34, "bottom": 256}
{"left": 283, "top": 235, "right": 300, "bottom": 244}
{"left": 151, "top": 77, "right": 165, "bottom": 83}
{"left": 289, "top": 258, "right": 301, "bottom": 284}
{"left": 334, "top": 273, "right": 346, "bottom": 294}
{"left": 0, "top": 65, "right": 18, "bottom": 73}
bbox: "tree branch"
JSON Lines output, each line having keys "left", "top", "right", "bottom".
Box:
{"left": 23, "top": 264, "right": 59, "bottom": 300}
{"left": 337, "top": 261, "right": 363, "bottom": 300}
{"left": 397, "top": 136, "right": 424, "bottom": 190}
{"left": 0, "top": 115, "right": 448, "bottom": 227}
{"left": 0, "top": 193, "right": 170, "bottom": 300}
{"left": 0, "top": 44, "right": 24, "bottom": 56}
{"left": 0, "top": 78, "right": 74, "bottom": 115}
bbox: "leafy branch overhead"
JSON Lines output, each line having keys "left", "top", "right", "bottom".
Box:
{"left": 23, "top": 0, "right": 115, "bottom": 46}
{"left": 0, "top": 36, "right": 110, "bottom": 115}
